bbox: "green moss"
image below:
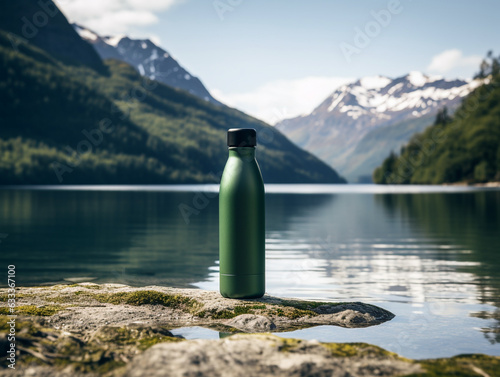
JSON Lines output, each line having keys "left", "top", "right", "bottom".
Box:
{"left": 9, "top": 321, "right": 181, "bottom": 374}
{"left": 234, "top": 305, "right": 256, "bottom": 315}
{"left": 0, "top": 317, "right": 47, "bottom": 336}
{"left": 249, "top": 304, "right": 267, "bottom": 310}
{"left": 92, "top": 325, "right": 185, "bottom": 351}
{"left": 206, "top": 302, "right": 315, "bottom": 320}
{"left": 56, "top": 337, "right": 84, "bottom": 358}
{"left": 83, "top": 284, "right": 102, "bottom": 290}
{"left": 270, "top": 308, "right": 285, "bottom": 316}
{"left": 196, "top": 310, "right": 207, "bottom": 318}
{"left": 55, "top": 283, "right": 102, "bottom": 290}
{"left": 94, "top": 360, "right": 127, "bottom": 374}
{"left": 0, "top": 293, "right": 32, "bottom": 302}
{"left": 52, "top": 355, "right": 126, "bottom": 375}
{"left": 322, "top": 342, "right": 397, "bottom": 358}
{"left": 209, "top": 309, "right": 240, "bottom": 319}
{"left": 49, "top": 292, "right": 95, "bottom": 303}
{"left": 47, "top": 295, "right": 73, "bottom": 303}
{"left": 19, "top": 354, "right": 47, "bottom": 366}
{"left": 286, "top": 308, "right": 317, "bottom": 319}
{"left": 14, "top": 305, "right": 64, "bottom": 316}
{"left": 0, "top": 317, "right": 8, "bottom": 330}
{"left": 93, "top": 326, "right": 136, "bottom": 345}
{"left": 50, "top": 285, "right": 73, "bottom": 290}
{"left": 208, "top": 305, "right": 262, "bottom": 319}
{"left": 268, "top": 306, "right": 316, "bottom": 319}
{"left": 406, "top": 354, "right": 500, "bottom": 377}
{"left": 137, "top": 335, "right": 184, "bottom": 350}
{"left": 322, "top": 342, "right": 359, "bottom": 357}
{"left": 198, "top": 301, "right": 318, "bottom": 320}
{"left": 278, "top": 338, "right": 303, "bottom": 352}
{"left": 279, "top": 299, "right": 341, "bottom": 312}
{"left": 92, "top": 290, "right": 202, "bottom": 313}
{"left": 89, "top": 291, "right": 273, "bottom": 319}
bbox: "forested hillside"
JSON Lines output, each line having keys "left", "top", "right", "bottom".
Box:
{"left": 373, "top": 53, "right": 500, "bottom": 185}
{"left": 0, "top": 32, "right": 344, "bottom": 184}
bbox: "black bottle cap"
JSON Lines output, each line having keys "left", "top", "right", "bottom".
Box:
{"left": 227, "top": 128, "right": 257, "bottom": 147}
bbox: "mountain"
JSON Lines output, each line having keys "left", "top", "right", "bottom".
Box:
{"left": 276, "top": 72, "right": 481, "bottom": 182}
{"left": 373, "top": 58, "right": 500, "bottom": 184}
{"left": 73, "top": 23, "right": 220, "bottom": 106}
{"left": 0, "top": 0, "right": 105, "bottom": 73}
{"left": 0, "top": 2, "right": 344, "bottom": 185}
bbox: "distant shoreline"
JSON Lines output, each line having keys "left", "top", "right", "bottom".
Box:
{"left": 1, "top": 183, "right": 500, "bottom": 194}
{"left": 442, "top": 181, "right": 500, "bottom": 187}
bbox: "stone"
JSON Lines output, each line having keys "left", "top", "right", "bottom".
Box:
{"left": 226, "top": 314, "right": 276, "bottom": 332}
{"left": 123, "top": 334, "right": 421, "bottom": 377}
{"left": 2, "top": 284, "right": 499, "bottom": 376}
{"left": 0, "top": 284, "right": 396, "bottom": 334}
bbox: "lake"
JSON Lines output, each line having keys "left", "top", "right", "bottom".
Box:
{"left": 1, "top": 184, "right": 499, "bottom": 360}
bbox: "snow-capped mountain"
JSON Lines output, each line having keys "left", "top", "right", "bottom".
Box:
{"left": 73, "top": 24, "right": 220, "bottom": 105}
{"left": 276, "top": 72, "right": 481, "bottom": 182}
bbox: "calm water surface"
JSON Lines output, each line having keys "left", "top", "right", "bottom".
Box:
{"left": 0, "top": 184, "right": 499, "bottom": 359}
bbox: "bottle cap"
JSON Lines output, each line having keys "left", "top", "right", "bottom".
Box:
{"left": 227, "top": 128, "right": 257, "bottom": 147}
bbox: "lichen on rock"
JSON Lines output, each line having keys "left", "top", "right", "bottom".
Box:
{"left": 1, "top": 284, "right": 499, "bottom": 376}
{"left": 0, "top": 283, "right": 395, "bottom": 334}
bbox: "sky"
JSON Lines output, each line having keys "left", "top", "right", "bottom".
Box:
{"left": 55, "top": 0, "right": 500, "bottom": 124}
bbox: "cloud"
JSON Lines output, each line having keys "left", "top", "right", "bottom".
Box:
{"left": 211, "top": 76, "right": 355, "bottom": 125}
{"left": 427, "top": 49, "right": 482, "bottom": 74}
{"left": 55, "top": 0, "right": 181, "bottom": 36}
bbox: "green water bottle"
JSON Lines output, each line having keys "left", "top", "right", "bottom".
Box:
{"left": 219, "top": 128, "right": 265, "bottom": 299}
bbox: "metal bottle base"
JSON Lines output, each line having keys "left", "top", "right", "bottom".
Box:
{"left": 220, "top": 273, "right": 265, "bottom": 299}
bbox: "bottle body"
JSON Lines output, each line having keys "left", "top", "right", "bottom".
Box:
{"left": 219, "top": 147, "right": 265, "bottom": 298}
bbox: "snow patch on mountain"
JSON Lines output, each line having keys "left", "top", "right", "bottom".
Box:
{"left": 72, "top": 23, "right": 220, "bottom": 105}
{"left": 323, "top": 72, "right": 480, "bottom": 120}
{"left": 74, "top": 24, "right": 98, "bottom": 41}
{"left": 327, "top": 91, "right": 345, "bottom": 112}
{"left": 407, "top": 71, "right": 427, "bottom": 86}
{"left": 359, "top": 75, "right": 392, "bottom": 89}
{"left": 104, "top": 35, "right": 125, "bottom": 47}
{"left": 275, "top": 71, "right": 484, "bottom": 182}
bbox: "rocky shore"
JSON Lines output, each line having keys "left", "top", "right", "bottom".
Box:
{"left": 1, "top": 283, "right": 499, "bottom": 376}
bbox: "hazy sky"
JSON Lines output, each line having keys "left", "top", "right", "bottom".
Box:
{"left": 56, "top": 0, "right": 499, "bottom": 123}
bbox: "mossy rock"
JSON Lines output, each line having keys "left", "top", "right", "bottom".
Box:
{"left": 0, "top": 319, "right": 184, "bottom": 375}
{"left": 1, "top": 315, "right": 499, "bottom": 376}
{"left": 0, "top": 304, "right": 64, "bottom": 316}
{"left": 410, "top": 354, "right": 500, "bottom": 377}
{"left": 92, "top": 290, "right": 202, "bottom": 313}
{"left": 0, "top": 284, "right": 396, "bottom": 334}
